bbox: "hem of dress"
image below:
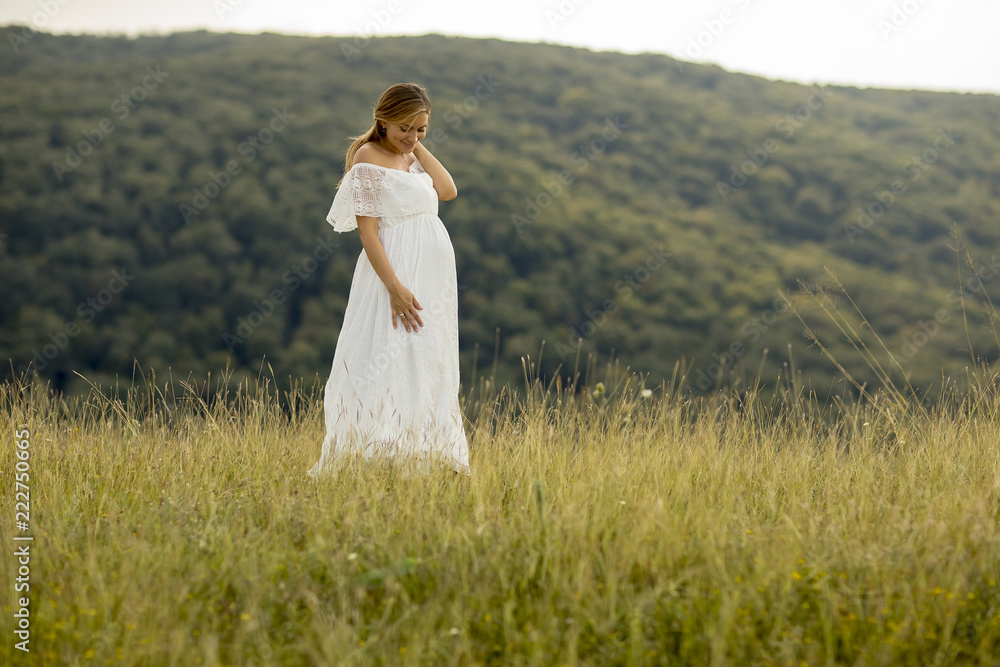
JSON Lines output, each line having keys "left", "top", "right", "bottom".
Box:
{"left": 308, "top": 452, "right": 472, "bottom": 479}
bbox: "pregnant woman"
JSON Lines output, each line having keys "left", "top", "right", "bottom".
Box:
{"left": 308, "top": 82, "right": 472, "bottom": 478}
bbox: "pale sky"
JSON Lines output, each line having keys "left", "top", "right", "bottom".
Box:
{"left": 3, "top": 0, "right": 999, "bottom": 94}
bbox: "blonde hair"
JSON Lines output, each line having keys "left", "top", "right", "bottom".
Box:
{"left": 339, "top": 83, "right": 431, "bottom": 187}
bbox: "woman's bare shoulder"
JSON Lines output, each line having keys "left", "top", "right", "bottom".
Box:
{"left": 353, "top": 143, "right": 394, "bottom": 169}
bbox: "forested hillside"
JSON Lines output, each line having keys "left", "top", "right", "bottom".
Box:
{"left": 1, "top": 29, "right": 998, "bottom": 398}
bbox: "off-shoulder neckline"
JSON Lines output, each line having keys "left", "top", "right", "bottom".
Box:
{"left": 350, "top": 157, "right": 421, "bottom": 174}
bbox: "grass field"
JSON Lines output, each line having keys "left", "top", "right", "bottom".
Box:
{"left": 2, "top": 352, "right": 999, "bottom": 666}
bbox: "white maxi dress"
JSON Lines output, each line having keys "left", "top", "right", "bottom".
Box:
{"left": 308, "top": 157, "right": 472, "bottom": 477}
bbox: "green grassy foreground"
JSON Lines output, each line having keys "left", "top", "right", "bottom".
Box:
{"left": 2, "top": 364, "right": 1000, "bottom": 665}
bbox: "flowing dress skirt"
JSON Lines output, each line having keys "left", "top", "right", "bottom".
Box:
{"left": 308, "top": 212, "right": 471, "bottom": 477}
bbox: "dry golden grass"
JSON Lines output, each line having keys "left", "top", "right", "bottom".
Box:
{"left": 2, "top": 355, "right": 999, "bottom": 666}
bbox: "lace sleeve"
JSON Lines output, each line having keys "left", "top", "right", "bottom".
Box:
{"left": 326, "top": 163, "right": 390, "bottom": 233}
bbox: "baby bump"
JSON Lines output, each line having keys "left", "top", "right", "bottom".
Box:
{"left": 380, "top": 215, "right": 455, "bottom": 279}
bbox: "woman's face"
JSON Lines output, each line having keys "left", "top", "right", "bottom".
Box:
{"left": 383, "top": 112, "right": 428, "bottom": 154}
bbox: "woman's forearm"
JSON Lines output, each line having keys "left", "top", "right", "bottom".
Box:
{"left": 357, "top": 215, "right": 424, "bottom": 331}
{"left": 357, "top": 216, "right": 401, "bottom": 295}
{"left": 413, "top": 144, "right": 457, "bottom": 200}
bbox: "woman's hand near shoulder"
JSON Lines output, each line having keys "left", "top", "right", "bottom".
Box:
{"left": 412, "top": 143, "right": 458, "bottom": 201}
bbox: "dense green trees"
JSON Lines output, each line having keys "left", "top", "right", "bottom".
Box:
{"left": 1, "top": 29, "right": 998, "bottom": 398}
